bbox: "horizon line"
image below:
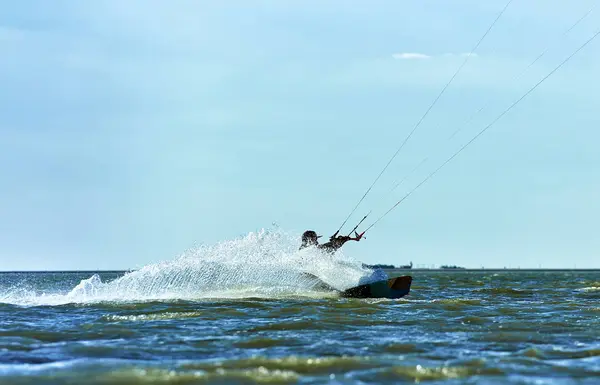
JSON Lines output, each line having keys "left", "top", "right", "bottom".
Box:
{"left": 1, "top": 268, "right": 598, "bottom": 273}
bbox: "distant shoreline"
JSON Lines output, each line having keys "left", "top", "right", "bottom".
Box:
{"left": 387, "top": 268, "right": 600, "bottom": 272}
{"left": 1, "top": 268, "right": 598, "bottom": 273}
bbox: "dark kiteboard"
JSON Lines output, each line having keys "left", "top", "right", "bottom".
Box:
{"left": 302, "top": 272, "right": 412, "bottom": 299}
{"left": 341, "top": 275, "right": 412, "bottom": 299}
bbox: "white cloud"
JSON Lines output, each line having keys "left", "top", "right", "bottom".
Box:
{"left": 392, "top": 52, "right": 431, "bottom": 60}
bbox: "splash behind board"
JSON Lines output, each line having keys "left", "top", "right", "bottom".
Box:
{"left": 341, "top": 275, "right": 412, "bottom": 299}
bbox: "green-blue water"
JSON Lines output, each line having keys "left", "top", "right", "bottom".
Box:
{"left": 1, "top": 268, "right": 599, "bottom": 384}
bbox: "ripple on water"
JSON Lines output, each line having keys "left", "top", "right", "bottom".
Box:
{"left": 473, "top": 331, "right": 559, "bottom": 346}
{"left": 247, "top": 319, "right": 336, "bottom": 333}
{"left": 521, "top": 347, "right": 600, "bottom": 360}
{"left": 2, "top": 270, "right": 600, "bottom": 384}
{"left": 101, "top": 311, "right": 204, "bottom": 322}
{"left": 380, "top": 343, "right": 426, "bottom": 354}
{"left": 580, "top": 286, "right": 600, "bottom": 292}
{"left": 180, "top": 355, "right": 380, "bottom": 373}
{"left": 476, "top": 288, "right": 534, "bottom": 297}
{"left": 1, "top": 363, "right": 300, "bottom": 385}
{"left": 0, "top": 328, "right": 137, "bottom": 343}
{"left": 369, "top": 363, "right": 505, "bottom": 383}
{"left": 456, "top": 315, "right": 492, "bottom": 325}
{"left": 233, "top": 337, "right": 302, "bottom": 349}
{"left": 11, "top": 361, "right": 506, "bottom": 385}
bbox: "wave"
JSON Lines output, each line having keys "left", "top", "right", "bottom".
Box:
{"left": 579, "top": 286, "right": 600, "bottom": 292}
{"left": 475, "top": 288, "right": 533, "bottom": 297}
{"left": 0, "top": 229, "right": 381, "bottom": 306}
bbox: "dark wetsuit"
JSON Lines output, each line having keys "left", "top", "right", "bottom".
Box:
{"left": 317, "top": 236, "right": 353, "bottom": 254}
{"left": 299, "top": 232, "right": 357, "bottom": 254}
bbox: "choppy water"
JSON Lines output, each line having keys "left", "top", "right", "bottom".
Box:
{"left": 1, "top": 232, "right": 599, "bottom": 384}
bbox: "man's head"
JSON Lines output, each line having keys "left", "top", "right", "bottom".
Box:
{"left": 302, "top": 230, "right": 321, "bottom": 246}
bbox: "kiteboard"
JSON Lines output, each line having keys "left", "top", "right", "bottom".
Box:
{"left": 341, "top": 275, "right": 412, "bottom": 299}
{"left": 301, "top": 272, "right": 412, "bottom": 299}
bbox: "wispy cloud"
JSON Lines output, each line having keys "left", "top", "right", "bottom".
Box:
{"left": 392, "top": 52, "right": 431, "bottom": 60}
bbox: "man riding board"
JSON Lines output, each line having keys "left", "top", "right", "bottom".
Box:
{"left": 299, "top": 230, "right": 364, "bottom": 253}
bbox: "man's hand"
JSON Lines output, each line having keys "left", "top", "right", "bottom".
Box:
{"left": 329, "top": 231, "right": 365, "bottom": 243}
{"left": 353, "top": 231, "right": 365, "bottom": 241}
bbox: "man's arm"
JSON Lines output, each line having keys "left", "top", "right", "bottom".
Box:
{"left": 319, "top": 231, "right": 365, "bottom": 252}
{"left": 333, "top": 231, "right": 365, "bottom": 243}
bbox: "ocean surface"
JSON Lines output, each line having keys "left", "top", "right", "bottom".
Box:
{"left": 0, "top": 234, "right": 599, "bottom": 384}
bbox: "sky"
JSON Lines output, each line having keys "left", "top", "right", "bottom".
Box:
{"left": 1, "top": 0, "right": 599, "bottom": 270}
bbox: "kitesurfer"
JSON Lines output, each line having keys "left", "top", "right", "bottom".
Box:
{"left": 300, "top": 230, "right": 364, "bottom": 253}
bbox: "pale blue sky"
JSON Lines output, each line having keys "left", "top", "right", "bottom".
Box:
{"left": 1, "top": 0, "right": 599, "bottom": 270}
